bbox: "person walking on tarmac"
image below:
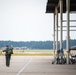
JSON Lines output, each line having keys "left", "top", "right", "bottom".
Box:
{"left": 3, "top": 45, "right": 12, "bottom": 67}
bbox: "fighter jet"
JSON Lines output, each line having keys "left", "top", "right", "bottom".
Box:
{"left": 70, "top": 45, "right": 76, "bottom": 50}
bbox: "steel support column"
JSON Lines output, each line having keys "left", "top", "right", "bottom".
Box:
{"left": 53, "top": 13, "right": 55, "bottom": 58}
{"left": 66, "top": 0, "right": 70, "bottom": 64}
{"left": 55, "top": 8, "right": 58, "bottom": 51}
{"left": 60, "top": 0, "right": 63, "bottom": 52}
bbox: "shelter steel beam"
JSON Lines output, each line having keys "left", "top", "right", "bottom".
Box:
{"left": 66, "top": 0, "right": 70, "bottom": 64}
{"left": 58, "top": 26, "right": 76, "bottom": 27}
{"left": 60, "top": 0, "right": 63, "bottom": 52}
{"left": 62, "top": 20, "right": 76, "bottom": 22}
{"left": 55, "top": 30, "right": 76, "bottom": 31}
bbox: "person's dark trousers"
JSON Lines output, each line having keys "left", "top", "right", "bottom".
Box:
{"left": 5, "top": 54, "right": 11, "bottom": 67}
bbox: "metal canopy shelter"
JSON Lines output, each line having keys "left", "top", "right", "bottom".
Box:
{"left": 46, "top": 0, "right": 76, "bottom": 13}
{"left": 46, "top": 0, "right": 76, "bottom": 64}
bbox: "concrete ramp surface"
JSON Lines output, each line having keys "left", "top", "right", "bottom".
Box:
{"left": 0, "top": 56, "right": 76, "bottom": 75}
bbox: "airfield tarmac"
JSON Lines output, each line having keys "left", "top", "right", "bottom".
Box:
{"left": 0, "top": 56, "right": 76, "bottom": 75}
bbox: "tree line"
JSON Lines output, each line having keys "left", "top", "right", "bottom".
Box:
{"left": 0, "top": 39, "right": 76, "bottom": 49}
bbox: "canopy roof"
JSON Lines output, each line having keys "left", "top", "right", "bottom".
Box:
{"left": 46, "top": 0, "right": 76, "bottom": 13}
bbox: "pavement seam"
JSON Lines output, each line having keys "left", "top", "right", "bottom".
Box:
{"left": 16, "top": 58, "right": 32, "bottom": 75}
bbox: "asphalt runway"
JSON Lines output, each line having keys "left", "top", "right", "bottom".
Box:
{"left": 0, "top": 56, "right": 76, "bottom": 75}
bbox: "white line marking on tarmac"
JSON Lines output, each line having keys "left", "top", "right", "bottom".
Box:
{"left": 16, "top": 58, "right": 32, "bottom": 75}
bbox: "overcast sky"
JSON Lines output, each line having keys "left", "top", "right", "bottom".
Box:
{"left": 0, "top": 0, "right": 76, "bottom": 41}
